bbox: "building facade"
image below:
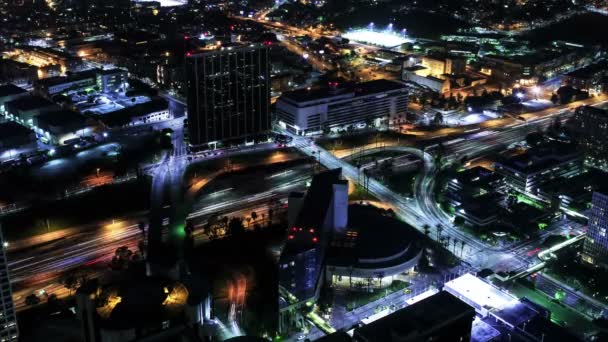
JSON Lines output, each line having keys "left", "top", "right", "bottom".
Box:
{"left": 494, "top": 143, "right": 583, "bottom": 196}
{"left": 571, "top": 106, "right": 608, "bottom": 170}
{"left": 582, "top": 190, "right": 608, "bottom": 266}
{"left": 276, "top": 80, "right": 408, "bottom": 135}
{"left": 186, "top": 44, "right": 270, "bottom": 148}
{"left": 0, "top": 226, "right": 18, "bottom": 341}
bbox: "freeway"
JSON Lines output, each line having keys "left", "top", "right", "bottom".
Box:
{"left": 8, "top": 158, "right": 310, "bottom": 311}
{"left": 289, "top": 135, "right": 516, "bottom": 269}
{"left": 285, "top": 97, "right": 608, "bottom": 271}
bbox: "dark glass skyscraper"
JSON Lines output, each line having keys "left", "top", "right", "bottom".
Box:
{"left": 185, "top": 44, "right": 270, "bottom": 148}
{"left": 582, "top": 190, "right": 608, "bottom": 266}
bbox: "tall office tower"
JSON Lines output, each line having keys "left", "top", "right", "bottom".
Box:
{"left": 0, "top": 226, "right": 18, "bottom": 341}
{"left": 571, "top": 106, "right": 608, "bottom": 169}
{"left": 582, "top": 190, "right": 608, "bottom": 266}
{"left": 185, "top": 44, "right": 270, "bottom": 149}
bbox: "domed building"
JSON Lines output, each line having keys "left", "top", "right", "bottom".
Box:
{"left": 325, "top": 204, "right": 422, "bottom": 288}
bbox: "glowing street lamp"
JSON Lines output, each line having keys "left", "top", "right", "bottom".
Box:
{"left": 532, "top": 86, "right": 541, "bottom": 100}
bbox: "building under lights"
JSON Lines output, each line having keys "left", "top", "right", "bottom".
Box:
{"left": 342, "top": 26, "right": 412, "bottom": 48}
{"left": 582, "top": 189, "right": 608, "bottom": 266}
{"left": 353, "top": 291, "right": 475, "bottom": 342}
{"left": 279, "top": 169, "right": 422, "bottom": 334}
{"left": 185, "top": 44, "right": 271, "bottom": 149}
{"left": 133, "top": 0, "right": 187, "bottom": 7}
{"left": 279, "top": 169, "right": 347, "bottom": 333}
{"left": 494, "top": 142, "right": 583, "bottom": 196}
{"left": 276, "top": 79, "right": 408, "bottom": 135}
{"left": 570, "top": 106, "right": 608, "bottom": 170}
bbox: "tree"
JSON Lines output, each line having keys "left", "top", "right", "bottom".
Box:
{"left": 138, "top": 221, "right": 146, "bottom": 236}
{"left": 25, "top": 294, "right": 40, "bottom": 306}
{"left": 63, "top": 272, "right": 79, "bottom": 295}
{"left": 525, "top": 131, "right": 544, "bottom": 147}
{"left": 432, "top": 112, "right": 444, "bottom": 126}
{"left": 550, "top": 93, "right": 559, "bottom": 105}
{"left": 251, "top": 211, "right": 258, "bottom": 222}
{"left": 268, "top": 208, "right": 274, "bottom": 225}
{"left": 422, "top": 224, "right": 431, "bottom": 237}
{"left": 436, "top": 224, "right": 444, "bottom": 241}
{"left": 229, "top": 217, "right": 245, "bottom": 236}
{"left": 460, "top": 240, "right": 466, "bottom": 257}
{"left": 454, "top": 216, "right": 465, "bottom": 226}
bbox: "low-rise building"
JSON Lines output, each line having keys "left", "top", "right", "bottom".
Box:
{"left": 0, "top": 122, "right": 37, "bottom": 158}
{"left": 0, "top": 59, "right": 38, "bottom": 85}
{"left": 353, "top": 291, "right": 475, "bottom": 342}
{"left": 97, "top": 98, "right": 170, "bottom": 128}
{"left": 4, "top": 95, "right": 59, "bottom": 126}
{"left": 276, "top": 80, "right": 408, "bottom": 135}
{"left": 402, "top": 67, "right": 450, "bottom": 93}
{"left": 96, "top": 68, "right": 128, "bottom": 93}
{"left": 494, "top": 142, "right": 583, "bottom": 196}
{"left": 0, "top": 84, "right": 28, "bottom": 112}
{"left": 565, "top": 60, "right": 608, "bottom": 95}
{"left": 33, "top": 110, "right": 95, "bottom": 145}
{"left": 538, "top": 169, "right": 607, "bottom": 214}
{"left": 34, "top": 70, "right": 97, "bottom": 97}
{"left": 447, "top": 166, "right": 505, "bottom": 208}
{"left": 455, "top": 193, "right": 501, "bottom": 228}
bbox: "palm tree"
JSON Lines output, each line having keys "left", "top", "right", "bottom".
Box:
{"left": 445, "top": 236, "right": 451, "bottom": 250}
{"left": 435, "top": 224, "right": 443, "bottom": 241}
{"left": 452, "top": 238, "right": 459, "bottom": 255}
{"left": 422, "top": 224, "right": 431, "bottom": 237}
{"left": 460, "top": 240, "right": 466, "bottom": 257}
{"left": 251, "top": 211, "right": 258, "bottom": 223}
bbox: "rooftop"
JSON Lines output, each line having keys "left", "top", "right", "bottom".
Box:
{"left": 5, "top": 95, "right": 55, "bottom": 111}
{"left": 284, "top": 169, "right": 345, "bottom": 255}
{"left": 0, "top": 84, "right": 27, "bottom": 98}
{"left": 327, "top": 204, "right": 421, "bottom": 270}
{"left": 97, "top": 68, "right": 127, "bottom": 75}
{"left": 280, "top": 79, "right": 406, "bottom": 104}
{"left": 458, "top": 193, "right": 500, "bottom": 219}
{"left": 444, "top": 273, "right": 517, "bottom": 311}
{"left": 453, "top": 166, "right": 503, "bottom": 189}
{"left": 36, "top": 69, "right": 97, "bottom": 88}
{"left": 35, "top": 110, "right": 87, "bottom": 129}
{"left": 496, "top": 141, "right": 580, "bottom": 174}
{"left": 95, "top": 277, "right": 189, "bottom": 330}
{"left": 567, "top": 60, "right": 608, "bottom": 79}
{"left": 98, "top": 98, "right": 168, "bottom": 127}
{"left": 354, "top": 291, "right": 474, "bottom": 341}
{"left": 0, "top": 121, "right": 33, "bottom": 138}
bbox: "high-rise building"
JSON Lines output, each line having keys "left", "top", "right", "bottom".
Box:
{"left": 278, "top": 169, "right": 347, "bottom": 334}
{"left": 185, "top": 44, "right": 270, "bottom": 149}
{"left": 0, "top": 226, "right": 18, "bottom": 341}
{"left": 571, "top": 106, "right": 608, "bottom": 170}
{"left": 582, "top": 190, "right": 608, "bottom": 266}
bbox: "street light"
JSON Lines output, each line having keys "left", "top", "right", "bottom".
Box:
{"left": 532, "top": 86, "right": 541, "bottom": 100}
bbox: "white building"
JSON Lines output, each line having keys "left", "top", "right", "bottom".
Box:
{"left": 276, "top": 79, "right": 408, "bottom": 135}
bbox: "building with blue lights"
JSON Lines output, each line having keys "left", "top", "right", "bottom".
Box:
{"left": 582, "top": 189, "right": 608, "bottom": 266}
